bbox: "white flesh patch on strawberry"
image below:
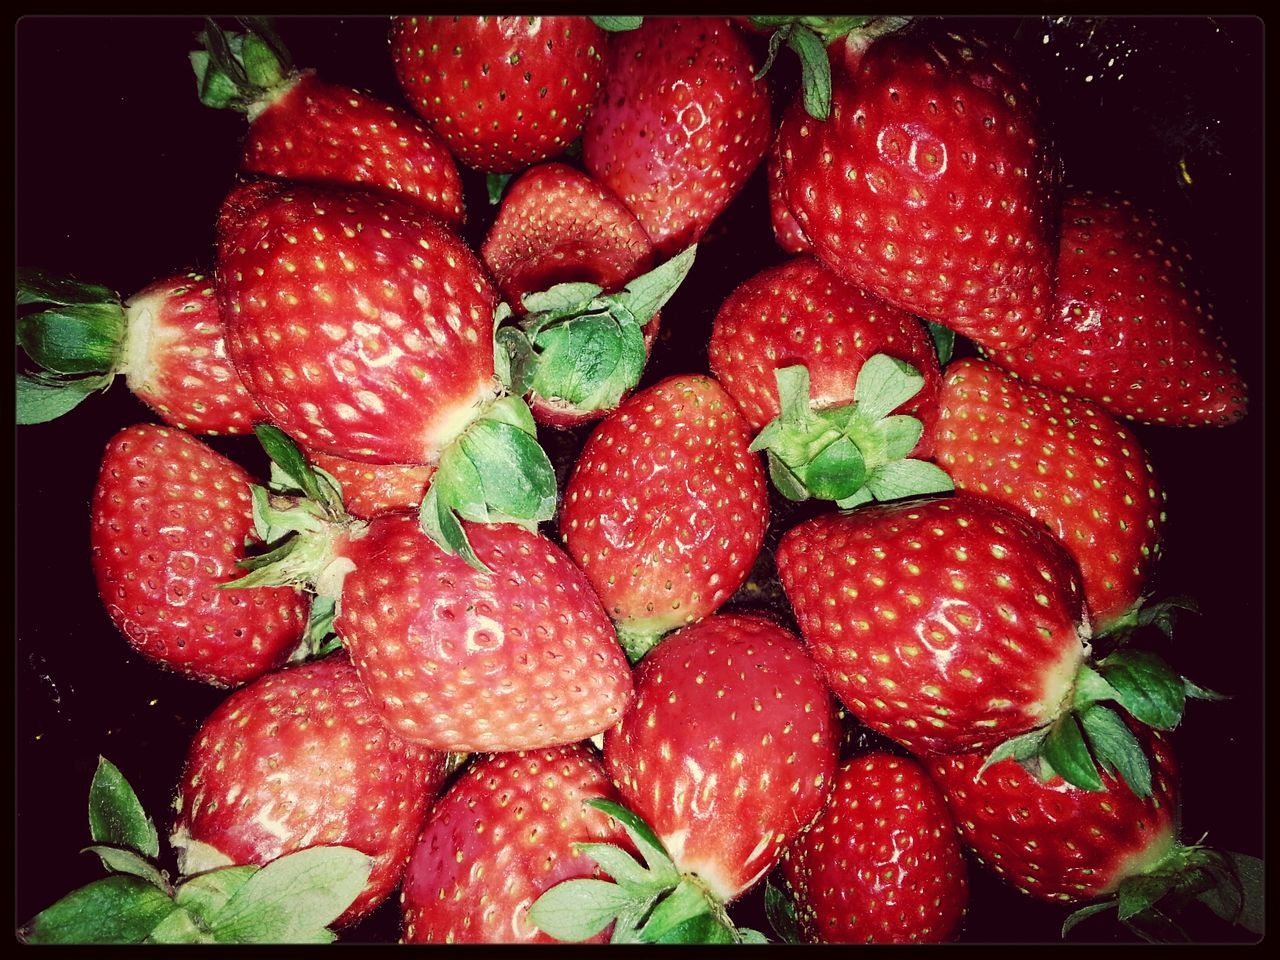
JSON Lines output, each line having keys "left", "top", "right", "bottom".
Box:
{"left": 120, "top": 289, "right": 168, "bottom": 395}
{"left": 1099, "top": 821, "right": 1178, "bottom": 895}
{"left": 422, "top": 379, "right": 504, "bottom": 465}
{"left": 1032, "top": 625, "right": 1090, "bottom": 727}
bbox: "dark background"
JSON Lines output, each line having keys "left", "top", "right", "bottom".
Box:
{"left": 15, "top": 16, "right": 1264, "bottom": 944}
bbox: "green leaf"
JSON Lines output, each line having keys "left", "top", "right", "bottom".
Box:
{"left": 803, "top": 435, "right": 867, "bottom": 501}
{"left": 18, "top": 875, "right": 177, "bottom": 944}
{"left": 1073, "top": 663, "right": 1121, "bottom": 709}
{"left": 613, "top": 245, "right": 697, "bottom": 326}
{"left": 574, "top": 843, "right": 660, "bottom": 890}
{"left": 16, "top": 268, "right": 117, "bottom": 307}
{"left": 495, "top": 323, "right": 536, "bottom": 396}
{"left": 145, "top": 906, "right": 214, "bottom": 944}
{"left": 239, "top": 31, "right": 284, "bottom": 89}
{"left": 83, "top": 845, "right": 168, "bottom": 890}
{"left": 591, "top": 15, "right": 643, "bottom": 31}
{"left": 253, "top": 424, "right": 334, "bottom": 512}
{"left": 753, "top": 23, "right": 792, "bottom": 81}
{"left": 979, "top": 726, "right": 1048, "bottom": 779}
{"left": 642, "top": 879, "right": 734, "bottom": 944}
{"left": 174, "top": 865, "right": 259, "bottom": 927}
{"left": 584, "top": 798, "right": 679, "bottom": 887}
{"left": 926, "top": 320, "right": 956, "bottom": 366}
{"left": 1117, "top": 873, "right": 1178, "bottom": 921}
{"left": 1098, "top": 649, "right": 1187, "bottom": 730}
{"left": 88, "top": 757, "right": 160, "bottom": 859}
{"left": 1122, "top": 905, "right": 1190, "bottom": 943}
{"left": 419, "top": 483, "right": 488, "bottom": 573}
{"left": 301, "top": 594, "right": 340, "bottom": 658}
{"left": 1137, "top": 595, "right": 1199, "bottom": 638}
{"left": 487, "top": 172, "right": 512, "bottom": 205}
{"left": 19, "top": 303, "right": 124, "bottom": 373}
{"left": 1062, "top": 898, "right": 1118, "bottom": 937}
{"left": 208, "top": 846, "right": 372, "bottom": 943}
{"left": 448, "top": 418, "right": 558, "bottom": 525}
{"left": 773, "top": 364, "right": 812, "bottom": 424}
{"left": 737, "top": 927, "right": 771, "bottom": 944}
{"left": 237, "top": 16, "right": 293, "bottom": 73}
{"left": 853, "top": 354, "right": 925, "bottom": 421}
{"left": 1202, "top": 852, "right": 1263, "bottom": 934}
{"left": 528, "top": 878, "right": 643, "bottom": 943}
{"left": 1183, "top": 677, "right": 1229, "bottom": 701}
{"left": 764, "top": 879, "right": 801, "bottom": 944}
{"left": 1042, "top": 715, "right": 1104, "bottom": 791}
{"left": 764, "top": 451, "right": 811, "bottom": 503}
{"left": 530, "top": 312, "right": 646, "bottom": 411}
{"left": 1078, "top": 703, "right": 1153, "bottom": 798}
{"left": 863, "top": 459, "right": 954, "bottom": 503}
{"left": 835, "top": 486, "right": 875, "bottom": 510}
{"left": 788, "top": 25, "right": 832, "bottom": 120}
{"left": 522, "top": 281, "right": 604, "bottom": 318}
{"left": 868, "top": 414, "right": 925, "bottom": 462}
{"left": 16, "top": 372, "right": 108, "bottom": 424}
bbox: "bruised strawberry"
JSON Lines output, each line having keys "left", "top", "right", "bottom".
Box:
{"left": 781, "top": 753, "right": 968, "bottom": 943}
{"left": 603, "top": 613, "right": 839, "bottom": 902}
{"left": 583, "top": 17, "right": 771, "bottom": 255}
{"left": 989, "top": 190, "right": 1247, "bottom": 427}
{"left": 934, "top": 358, "right": 1166, "bottom": 631}
{"left": 217, "top": 184, "right": 500, "bottom": 466}
{"left": 560, "top": 374, "right": 769, "bottom": 661}
{"left": 17, "top": 270, "right": 262, "bottom": 434}
{"left": 171, "top": 654, "right": 448, "bottom": 926}
{"left": 401, "top": 743, "right": 630, "bottom": 944}
{"left": 391, "top": 15, "right": 608, "bottom": 173}
{"left": 192, "top": 20, "right": 463, "bottom": 225}
{"left": 90, "top": 424, "right": 306, "bottom": 686}
{"left": 309, "top": 450, "right": 434, "bottom": 520}
{"left": 334, "top": 512, "right": 633, "bottom": 752}
{"left": 779, "top": 25, "right": 1059, "bottom": 351}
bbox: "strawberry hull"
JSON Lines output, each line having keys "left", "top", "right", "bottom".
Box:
{"left": 218, "top": 186, "right": 501, "bottom": 465}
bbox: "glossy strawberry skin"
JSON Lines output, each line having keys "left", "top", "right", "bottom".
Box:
{"left": 309, "top": 451, "right": 435, "bottom": 520}
{"left": 401, "top": 743, "right": 629, "bottom": 944}
{"left": 481, "top": 162, "right": 660, "bottom": 428}
{"left": 121, "top": 273, "right": 264, "bottom": 436}
{"left": 217, "top": 185, "right": 501, "bottom": 465}
{"left": 775, "top": 495, "right": 1087, "bottom": 756}
{"left": 335, "top": 513, "right": 633, "bottom": 752}
{"left": 989, "top": 190, "right": 1247, "bottom": 427}
{"left": 391, "top": 16, "right": 607, "bottom": 173}
{"left": 927, "top": 729, "right": 1179, "bottom": 902}
{"left": 560, "top": 374, "right": 769, "bottom": 646}
{"left": 935, "top": 358, "right": 1165, "bottom": 631}
{"left": 781, "top": 752, "right": 968, "bottom": 943}
{"left": 708, "top": 255, "right": 942, "bottom": 454}
{"left": 171, "top": 655, "right": 448, "bottom": 926}
{"left": 779, "top": 27, "right": 1058, "bottom": 351}
{"left": 603, "top": 613, "right": 839, "bottom": 903}
{"left": 583, "top": 17, "right": 771, "bottom": 255}
{"left": 767, "top": 114, "right": 811, "bottom": 254}
{"left": 244, "top": 72, "right": 465, "bottom": 226}
{"left": 90, "top": 424, "right": 306, "bottom": 687}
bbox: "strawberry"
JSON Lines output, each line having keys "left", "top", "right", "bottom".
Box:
{"left": 17, "top": 270, "right": 262, "bottom": 434}
{"left": 216, "top": 184, "right": 558, "bottom": 558}
{"left": 603, "top": 613, "right": 839, "bottom": 903}
{"left": 89, "top": 424, "right": 306, "bottom": 686}
{"left": 308, "top": 450, "right": 434, "bottom": 520}
{"left": 934, "top": 357, "right": 1166, "bottom": 632}
{"left": 192, "top": 19, "right": 464, "bottom": 225}
{"left": 776, "top": 494, "right": 1206, "bottom": 793}
{"left": 390, "top": 15, "right": 608, "bottom": 173}
{"left": 215, "top": 179, "right": 287, "bottom": 262}
{"left": 778, "top": 24, "right": 1059, "bottom": 351}
{"left": 171, "top": 654, "right": 448, "bottom": 926}
{"left": 333, "top": 512, "right": 633, "bottom": 752}
{"left": 582, "top": 17, "right": 771, "bottom": 255}
{"left": 988, "top": 190, "right": 1248, "bottom": 427}
{"left": 560, "top": 374, "right": 769, "bottom": 660}
{"left": 482, "top": 163, "right": 694, "bottom": 428}
{"left": 400, "top": 743, "right": 630, "bottom": 944}
{"left": 780, "top": 752, "right": 968, "bottom": 943}
{"left": 767, "top": 124, "right": 811, "bottom": 254}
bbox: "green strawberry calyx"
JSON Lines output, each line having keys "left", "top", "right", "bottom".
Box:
{"left": 16, "top": 757, "right": 371, "bottom": 945}
{"left": 494, "top": 244, "right": 698, "bottom": 420}
{"left": 981, "top": 648, "right": 1225, "bottom": 800}
{"left": 190, "top": 17, "right": 300, "bottom": 121}
{"left": 528, "top": 798, "right": 768, "bottom": 945}
{"left": 749, "top": 355, "right": 953, "bottom": 509}
{"left": 1062, "top": 845, "right": 1264, "bottom": 942}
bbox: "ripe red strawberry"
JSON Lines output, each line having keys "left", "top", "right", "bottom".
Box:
{"left": 775, "top": 494, "right": 1087, "bottom": 756}
{"left": 17, "top": 270, "right": 263, "bottom": 434}
{"left": 193, "top": 20, "right": 464, "bottom": 225}
{"left": 560, "top": 374, "right": 769, "bottom": 660}
{"left": 217, "top": 184, "right": 500, "bottom": 466}
{"left": 334, "top": 512, "right": 633, "bottom": 752}
{"left": 582, "top": 17, "right": 771, "bottom": 255}
{"left": 780, "top": 752, "right": 968, "bottom": 943}
{"left": 90, "top": 424, "right": 306, "bottom": 686}
{"left": 708, "top": 255, "right": 942, "bottom": 449}
{"left": 778, "top": 25, "right": 1059, "bottom": 351}
{"left": 768, "top": 119, "right": 811, "bottom": 254}
{"left": 603, "top": 613, "right": 839, "bottom": 902}
{"left": 401, "top": 743, "right": 630, "bottom": 944}
{"left": 308, "top": 450, "right": 435, "bottom": 520}
{"left": 171, "top": 654, "right": 448, "bottom": 926}
{"left": 391, "top": 15, "right": 608, "bottom": 173}
{"left": 927, "top": 729, "right": 1178, "bottom": 903}
{"left": 934, "top": 358, "right": 1166, "bottom": 631}
{"left": 215, "top": 179, "right": 287, "bottom": 262}
{"left": 988, "top": 190, "right": 1248, "bottom": 427}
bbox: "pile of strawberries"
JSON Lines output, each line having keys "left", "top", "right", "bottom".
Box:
{"left": 15, "top": 15, "right": 1263, "bottom": 945}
